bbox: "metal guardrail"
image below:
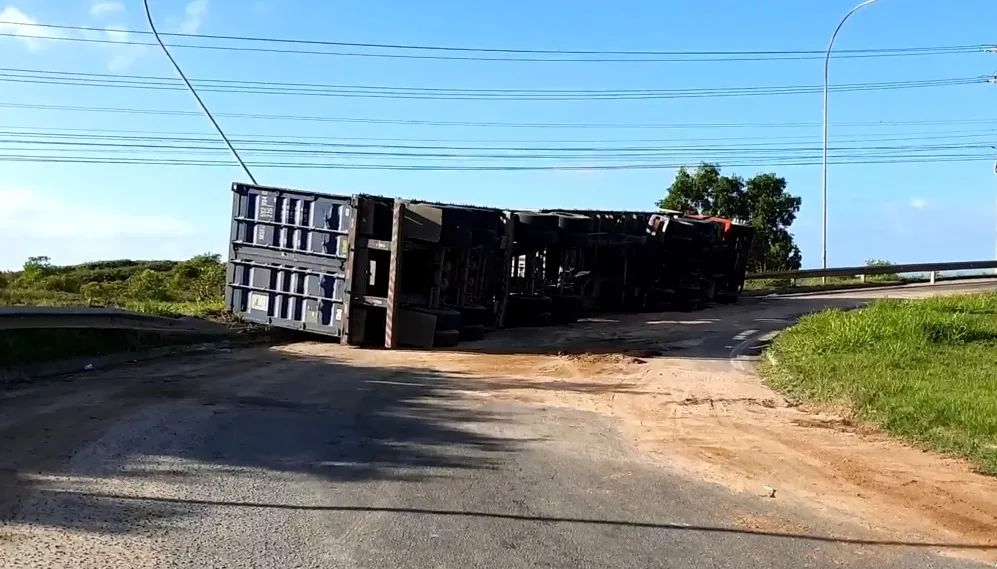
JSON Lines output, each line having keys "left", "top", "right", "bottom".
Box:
{"left": 0, "top": 307, "right": 232, "bottom": 334}
{"left": 747, "top": 260, "right": 997, "bottom": 281}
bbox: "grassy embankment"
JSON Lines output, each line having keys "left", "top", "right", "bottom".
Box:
{"left": 0, "top": 255, "right": 231, "bottom": 368}
{"left": 763, "top": 292, "right": 997, "bottom": 474}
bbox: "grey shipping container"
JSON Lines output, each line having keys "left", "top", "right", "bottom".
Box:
{"left": 226, "top": 183, "right": 355, "bottom": 337}
{"left": 226, "top": 182, "right": 440, "bottom": 348}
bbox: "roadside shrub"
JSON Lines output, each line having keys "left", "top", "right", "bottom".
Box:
{"left": 127, "top": 269, "right": 172, "bottom": 301}
{"left": 865, "top": 258, "right": 901, "bottom": 283}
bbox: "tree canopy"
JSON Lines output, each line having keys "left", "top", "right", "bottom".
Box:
{"left": 657, "top": 163, "right": 803, "bottom": 272}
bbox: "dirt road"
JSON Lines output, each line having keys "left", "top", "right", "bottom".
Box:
{"left": 1, "top": 282, "right": 995, "bottom": 568}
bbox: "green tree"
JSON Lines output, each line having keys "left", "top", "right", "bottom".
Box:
{"left": 18, "top": 255, "right": 53, "bottom": 285}
{"left": 657, "top": 163, "right": 803, "bottom": 272}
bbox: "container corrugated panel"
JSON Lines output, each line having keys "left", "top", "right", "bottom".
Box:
{"left": 225, "top": 183, "right": 354, "bottom": 337}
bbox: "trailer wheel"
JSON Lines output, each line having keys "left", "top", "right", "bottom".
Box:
{"left": 715, "top": 292, "right": 739, "bottom": 304}
{"left": 557, "top": 231, "right": 590, "bottom": 249}
{"left": 437, "top": 205, "right": 476, "bottom": 228}
{"left": 550, "top": 212, "right": 595, "bottom": 233}
{"left": 504, "top": 294, "right": 552, "bottom": 327}
{"left": 410, "top": 306, "right": 462, "bottom": 330}
{"left": 433, "top": 328, "right": 461, "bottom": 348}
{"left": 440, "top": 226, "right": 473, "bottom": 248}
{"left": 550, "top": 294, "right": 584, "bottom": 324}
{"left": 451, "top": 303, "right": 490, "bottom": 326}
{"left": 471, "top": 228, "right": 498, "bottom": 247}
{"left": 516, "top": 229, "right": 558, "bottom": 248}
{"left": 524, "top": 311, "right": 553, "bottom": 327}
{"left": 514, "top": 212, "right": 559, "bottom": 230}
{"left": 459, "top": 324, "right": 486, "bottom": 342}
{"left": 672, "top": 297, "right": 699, "bottom": 312}
{"left": 507, "top": 294, "right": 553, "bottom": 314}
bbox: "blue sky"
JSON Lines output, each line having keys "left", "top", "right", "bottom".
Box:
{"left": 0, "top": 0, "right": 995, "bottom": 270}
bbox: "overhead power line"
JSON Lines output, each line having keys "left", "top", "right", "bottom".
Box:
{"left": 0, "top": 68, "right": 987, "bottom": 101}
{"left": 3, "top": 101, "right": 996, "bottom": 130}
{"left": 0, "top": 153, "right": 991, "bottom": 170}
{"left": 3, "top": 128, "right": 993, "bottom": 162}
{"left": 0, "top": 28, "right": 988, "bottom": 62}
{"left": 142, "top": 0, "right": 256, "bottom": 184}
{"left": 0, "top": 20, "right": 991, "bottom": 63}
{"left": 4, "top": 127, "right": 996, "bottom": 152}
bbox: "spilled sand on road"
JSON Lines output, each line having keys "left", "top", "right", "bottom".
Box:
{"left": 280, "top": 337, "right": 997, "bottom": 563}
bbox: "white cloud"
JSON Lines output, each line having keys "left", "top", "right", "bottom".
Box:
{"left": 0, "top": 6, "right": 64, "bottom": 52}
{"left": 0, "top": 189, "right": 197, "bottom": 240}
{"left": 178, "top": 0, "right": 208, "bottom": 34}
{"left": 101, "top": 25, "right": 147, "bottom": 70}
{"left": 910, "top": 198, "right": 927, "bottom": 209}
{"left": 90, "top": 1, "right": 125, "bottom": 17}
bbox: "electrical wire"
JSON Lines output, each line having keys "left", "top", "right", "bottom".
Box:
{"left": 141, "top": 0, "right": 257, "bottom": 184}
{"left": 2, "top": 128, "right": 992, "bottom": 162}
{"left": 0, "top": 29, "right": 987, "bottom": 63}
{"left": 2, "top": 101, "right": 995, "bottom": 130}
{"left": 3, "top": 127, "right": 996, "bottom": 152}
{"left": 0, "top": 153, "right": 990, "bottom": 170}
{"left": 0, "top": 67, "right": 987, "bottom": 100}
{"left": 1, "top": 20, "right": 992, "bottom": 63}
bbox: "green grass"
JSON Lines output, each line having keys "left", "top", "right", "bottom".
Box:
{"left": 0, "top": 289, "right": 225, "bottom": 318}
{"left": 763, "top": 292, "right": 997, "bottom": 474}
{"left": 744, "top": 274, "right": 908, "bottom": 291}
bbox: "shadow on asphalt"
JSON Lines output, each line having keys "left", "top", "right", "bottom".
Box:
{"left": 17, "top": 491, "right": 997, "bottom": 551}
{"left": 0, "top": 350, "right": 523, "bottom": 535}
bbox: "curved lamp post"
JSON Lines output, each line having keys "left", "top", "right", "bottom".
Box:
{"left": 823, "top": 0, "right": 885, "bottom": 275}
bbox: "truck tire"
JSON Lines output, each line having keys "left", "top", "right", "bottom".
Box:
{"left": 454, "top": 303, "right": 490, "bottom": 326}
{"left": 514, "top": 212, "right": 559, "bottom": 230}
{"left": 557, "top": 231, "right": 590, "bottom": 249}
{"left": 459, "top": 324, "right": 486, "bottom": 342}
{"left": 516, "top": 229, "right": 558, "bottom": 248}
{"left": 524, "top": 311, "right": 553, "bottom": 327}
{"left": 550, "top": 212, "right": 595, "bottom": 233}
{"left": 471, "top": 228, "right": 498, "bottom": 247}
{"left": 507, "top": 294, "right": 553, "bottom": 314}
{"left": 433, "top": 328, "right": 461, "bottom": 348}
{"left": 550, "top": 294, "right": 584, "bottom": 324}
{"left": 440, "top": 226, "right": 473, "bottom": 248}
{"left": 409, "top": 306, "right": 461, "bottom": 330}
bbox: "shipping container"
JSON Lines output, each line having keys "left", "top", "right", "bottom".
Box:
{"left": 226, "top": 183, "right": 355, "bottom": 338}
{"left": 225, "top": 183, "right": 511, "bottom": 348}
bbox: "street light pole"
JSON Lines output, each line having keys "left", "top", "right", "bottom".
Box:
{"left": 823, "top": 0, "right": 884, "bottom": 279}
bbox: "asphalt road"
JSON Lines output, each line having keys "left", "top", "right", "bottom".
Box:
{"left": 2, "top": 281, "right": 995, "bottom": 569}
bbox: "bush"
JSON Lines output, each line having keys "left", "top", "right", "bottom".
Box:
{"left": 3, "top": 253, "right": 228, "bottom": 318}
{"left": 127, "top": 269, "right": 172, "bottom": 301}
{"left": 865, "top": 258, "right": 901, "bottom": 283}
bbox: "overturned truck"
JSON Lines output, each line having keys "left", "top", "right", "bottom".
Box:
{"left": 225, "top": 183, "right": 753, "bottom": 349}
